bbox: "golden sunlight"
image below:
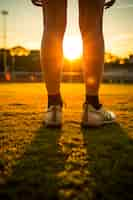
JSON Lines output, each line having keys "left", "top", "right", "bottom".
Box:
{"left": 63, "top": 35, "right": 83, "bottom": 60}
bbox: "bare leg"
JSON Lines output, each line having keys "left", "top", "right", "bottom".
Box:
{"left": 79, "top": 0, "right": 105, "bottom": 96}
{"left": 41, "top": 0, "right": 67, "bottom": 95}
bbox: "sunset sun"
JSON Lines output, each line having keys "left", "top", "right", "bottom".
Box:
{"left": 63, "top": 35, "right": 83, "bottom": 60}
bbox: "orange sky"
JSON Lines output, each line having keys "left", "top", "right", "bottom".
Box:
{"left": 0, "top": 0, "right": 133, "bottom": 57}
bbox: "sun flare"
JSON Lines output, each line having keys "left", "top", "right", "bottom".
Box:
{"left": 63, "top": 35, "right": 83, "bottom": 60}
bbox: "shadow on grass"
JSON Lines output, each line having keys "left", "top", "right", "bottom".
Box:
{"left": 0, "top": 124, "right": 65, "bottom": 200}
{"left": 82, "top": 123, "right": 133, "bottom": 200}
{"left": 0, "top": 122, "right": 133, "bottom": 200}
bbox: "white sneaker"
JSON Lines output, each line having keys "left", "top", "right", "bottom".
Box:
{"left": 44, "top": 105, "right": 62, "bottom": 128}
{"left": 81, "top": 103, "right": 116, "bottom": 127}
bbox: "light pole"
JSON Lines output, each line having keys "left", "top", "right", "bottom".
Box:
{"left": 1, "top": 10, "right": 8, "bottom": 77}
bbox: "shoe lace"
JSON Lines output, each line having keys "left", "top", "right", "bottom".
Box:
{"left": 100, "top": 108, "right": 112, "bottom": 120}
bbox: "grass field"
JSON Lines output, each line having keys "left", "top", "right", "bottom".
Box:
{"left": 0, "top": 83, "right": 133, "bottom": 200}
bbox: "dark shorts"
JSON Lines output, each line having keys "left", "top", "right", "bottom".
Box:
{"left": 31, "top": 0, "right": 45, "bottom": 7}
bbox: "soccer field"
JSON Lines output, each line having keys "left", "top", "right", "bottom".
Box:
{"left": 0, "top": 83, "right": 133, "bottom": 200}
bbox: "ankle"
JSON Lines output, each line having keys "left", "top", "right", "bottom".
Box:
{"left": 85, "top": 95, "right": 101, "bottom": 109}
{"left": 48, "top": 94, "right": 63, "bottom": 108}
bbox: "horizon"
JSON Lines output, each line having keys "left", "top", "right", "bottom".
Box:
{"left": 0, "top": 0, "right": 133, "bottom": 57}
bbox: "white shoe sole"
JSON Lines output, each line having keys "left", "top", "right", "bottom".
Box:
{"left": 81, "top": 119, "right": 116, "bottom": 128}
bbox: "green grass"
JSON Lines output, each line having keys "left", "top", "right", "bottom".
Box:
{"left": 0, "top": 83, "right": 133, "bottom": 200}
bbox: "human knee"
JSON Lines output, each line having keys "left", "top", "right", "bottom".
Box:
{"left": 79, "top": 14, "right": 103, "bottom": 38}
{"left": 46, "top": 17, "right": 66, "bottom": 37}
{"left": 43, "top": 1, "right": 67, "bottom": 37}
{"left": 79, "top": 0, "right": 104, "bottom": 36}
{"left": 80, "top": 28, "right": 104, "bottom": 46}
